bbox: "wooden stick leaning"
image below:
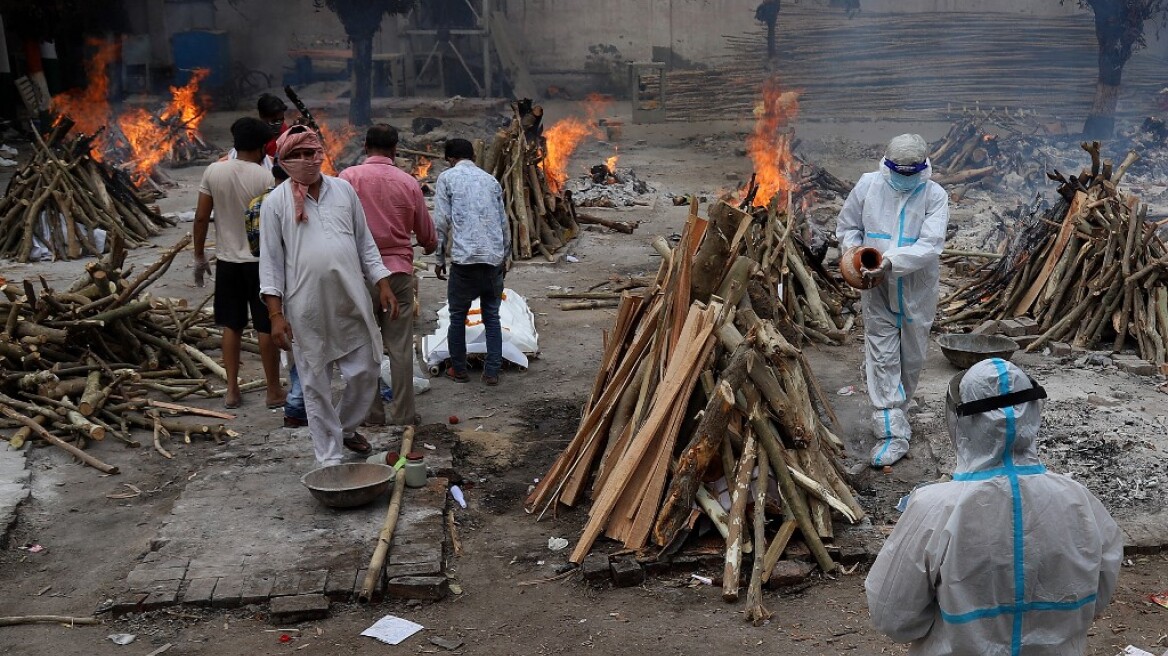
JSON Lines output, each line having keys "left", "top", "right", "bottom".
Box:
{"left": 359, "top": 425, "right": 415, "bottom": 603}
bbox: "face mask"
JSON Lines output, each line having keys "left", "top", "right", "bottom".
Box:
{"left": 281, "top": 151, "right": 324, "bottom": 186}
{"left": 887, "top": 172, "right": 921, "bottom": 193}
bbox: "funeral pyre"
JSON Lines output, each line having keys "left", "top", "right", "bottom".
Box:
{"left": 0, "top": 236, "right": 247, "bottom": 473}
{"left": 942, "top": 143, "right": 1168, "bottom": 368}
{"left": 0, "top": 118, "right": 173, "bottom": 262}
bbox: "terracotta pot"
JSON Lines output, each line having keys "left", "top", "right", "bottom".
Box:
{"left": 840, "top": 246, "right": 883, "bottom": 290}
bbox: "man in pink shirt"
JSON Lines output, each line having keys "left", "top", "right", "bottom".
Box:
{"left": 340, "top": 124, "right": 438, "bottom": 427}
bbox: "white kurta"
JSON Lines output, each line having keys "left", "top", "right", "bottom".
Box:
{"left": 258, "top": 176, "right": 390, "bottom": 371}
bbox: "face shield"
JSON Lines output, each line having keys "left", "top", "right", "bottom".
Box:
{"left": 944, "top": 368, "right": 1048, "bottom": 448}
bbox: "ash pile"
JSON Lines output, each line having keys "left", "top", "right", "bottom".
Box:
{"left": 1038, "top": 400, "right": 1167, "bottom": 513}
{"left": 565, "top": 163, "right": 655, "bottom": 208}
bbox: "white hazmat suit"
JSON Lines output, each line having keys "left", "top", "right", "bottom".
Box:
{"left": 865, "top": 359, "right": 1123, "bottom": 655}
{"left": 836, "top": 134, "right": 949, "bottom": 466}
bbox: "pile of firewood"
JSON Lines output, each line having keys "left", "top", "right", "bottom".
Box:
{"left": 0, "top": 235, "right": 244, "bottom": 474}
{"left": 527, "top": 198, "right": 863, "bottom": 619}
{"left": 929, "top": 119, "right": 1000, "bottom": 187}
{"left": 0, "top": 118, "right": 172, "bottom": 262}
{"left": 943, "top": 143, "right": 1168, "bottom": 365}
{"left": 478, "top": 100, "right": 582, "bottom": 261}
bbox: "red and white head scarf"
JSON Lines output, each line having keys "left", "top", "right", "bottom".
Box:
{"left": 275, "top": 127, "right": 325, "bottom": 223}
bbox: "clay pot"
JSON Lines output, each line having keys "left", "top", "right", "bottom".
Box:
{"left": 840, "top": 246, "right": 883, "bottom": 290}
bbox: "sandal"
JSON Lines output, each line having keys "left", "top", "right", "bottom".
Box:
{"left": 343, "top": 432, "right": 372, "bottom": 454}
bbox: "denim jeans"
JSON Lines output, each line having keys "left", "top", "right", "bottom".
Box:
{"left": 284, "top": 363, "right": 306, "bottom": 421}
{"left": 447, "top": 263, "right": 505, "bottom": 377}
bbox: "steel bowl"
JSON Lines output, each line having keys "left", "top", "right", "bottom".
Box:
{"left": 937, "top": 333, "right": 1020, "bottom": 370}
{"left": 301, "top": 463, "right": 395, "bottom": 508}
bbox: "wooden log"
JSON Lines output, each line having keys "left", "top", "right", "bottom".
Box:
{"left": 0, "top": 404, "right": 118, "bottom": 474}
{"left": 761, "top": 518, "right": 799, "bottom": 581}
{"left": 0, "top": 615, "right": 99, "bottom": 627}
{"left": 8, "top": 414, "right": 47, "bottom": 449}
{"left": 560, "top": 299, "right": 621, "bottom": 311}
{"left": 721, "top": 431, "right": 757, "bottom": 603}
{"left": 576, "top": 213, "right": 636, "bottom": 234}
{"left": 744, "top": 444, "right": 772, "bottom": 625}
{"left": 360, "top": 425, "right": 414, "bottom": 602}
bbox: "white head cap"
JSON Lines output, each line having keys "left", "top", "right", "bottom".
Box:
{"left": 885, "top": 133, "right": 929, "bottom": 164}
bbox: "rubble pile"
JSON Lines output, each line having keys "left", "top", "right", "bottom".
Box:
{"left": 528, "top": 199, "right": 861, "bottom": 616}
{"left": 0, "top": 236, "right": 243, "bottom": 473}
{"left": 942, "top": 144, "right": 1168, "bottom": 369}
{"left": 566, "top": 164, "right": 654, "bottom": 208}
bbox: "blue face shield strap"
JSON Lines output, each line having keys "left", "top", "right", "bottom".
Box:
{"left": 883, "top": 158, "right": 929, "bottom": 176}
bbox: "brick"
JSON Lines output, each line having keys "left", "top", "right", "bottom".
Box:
{"left": 386, "top": 575, "right": 449, "bottom": 601}
{"left": 240, "top": 574, "right": 274, "bottom": 605}
{"left": 610, "top": 557, "right": 644, "bottom": 588}
{"left": 211, "top": 575, "right": 243, "bottom": 609}
{"left": 1049, "top": 342, "right": 1073, "bottom": 356}
{"left": 389, "top": 543, "right": 443, "bottom": 566}
{"left": 1115, "top": 358, "right": 1157, "bottom": 376}
{"left": 385, "top": 561, "right": 443, "bottom": 579}
{"left": 581, "top": 553, "right": 611, "bottom": 583}
{"left": 324, "top": 570, "right": 357, "bottom": 602}
{"left": 270, "top": 572, "right": 300, "bottom": 598}
{"left": 1014, "top": 316, "right": 1040, "bottom": 335}
{"left": 182, "top": 577, "right": 218, "bottom": 607}
{"left": 127, "top": 566, "right": 187, "bottom": 590}
{"left": 837, "top": 545, "right": 871, "bottom": 567}
{"left": 141, "top": 585, "right": 180, "bottom": 611}
{"left": 765, "top": 561, "right": 816, "bottom": 588}
{"left": 972, "top": 320, "right": 999, "bottom": 336}
{"left": 1013, "top": 335, "right": 1040, "bottom": 348}
{"left": 269, "top": 594, "right": 330, "bottom": 624}
{"left": 997, "top": 319, "right": 1027, "bottom": 337}
{"left": 297, "top": 570, "right": 328, "bottom": 596}
{"left": 110, "top": 593, "right": 149, "bottom": 617}
{"left": 353, "top": 569, "right": 383, "bottom": 602}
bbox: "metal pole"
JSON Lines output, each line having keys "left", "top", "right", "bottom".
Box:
{"left": 482, "top": 0, "right": 492, "bottom": 97}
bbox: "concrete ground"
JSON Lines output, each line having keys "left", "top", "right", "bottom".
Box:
{"left": 0, "top": 100, "right": 1167, "bottom": 655}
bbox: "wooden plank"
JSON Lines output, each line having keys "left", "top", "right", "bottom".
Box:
{"left": 489, "top": 11, "right": 539, "bottom": 100}
{"left": 1013, "top": 191, "right": 1086, "bottom": 316}
{"left": 148, "top": 400, "right": 236, "bottom": 421}
{"left": 569, "top": 303, "right": 717, "bottom": 564}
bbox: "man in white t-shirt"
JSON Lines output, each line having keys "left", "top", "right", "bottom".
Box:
{"left": 193, "top": 117, "right": 283, "bottom": 409}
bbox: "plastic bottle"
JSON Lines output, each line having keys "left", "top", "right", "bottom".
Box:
{"left": 404, "top": 451, "right": 427, "bottom": 488}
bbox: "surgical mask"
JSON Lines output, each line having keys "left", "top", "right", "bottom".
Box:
{"left": 887, "top": 172, "right": 922, "bottom": 193}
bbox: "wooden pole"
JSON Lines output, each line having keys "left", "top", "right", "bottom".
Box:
{"left": 359, "top": 425, "right": 415, "bottom": 602}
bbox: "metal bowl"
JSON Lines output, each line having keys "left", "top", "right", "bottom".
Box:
{"left": 937, "top": 333, "right": 1020, "bottom": 370}
{"left": 301, "top": 463, "right": 395, "bottom": 508}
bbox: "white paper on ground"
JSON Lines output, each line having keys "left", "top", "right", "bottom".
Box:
{"left": 361, "top": 615, "right": 423, "bottom": 645}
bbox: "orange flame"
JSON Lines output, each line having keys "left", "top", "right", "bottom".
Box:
{"left": 605, "top": 148, "right": 619, "bottom": 173}
{"left": 51, "top": 38, "right": 119, "bottom": 155}
{"left": 317, "top": 116, "right": 359, "bottom": 176}
{"left": 414, "top": 156, "right": 432, "bottom": 180}
{"left": 117, "top": 70, "right": 210, "bottom": 185}
{"left": 542, "top": 94, "right": 612, "bottom": 193}
{"left": 745, "top": 79, "right": 800, "bottom": 208}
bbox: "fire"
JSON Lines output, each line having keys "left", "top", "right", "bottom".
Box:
{"left": 745, "top": 78, "right": 800, "bottom": 208}
{"left": 317, "top": 116, "right": 359, "bottom": 176}
{"left": 117, "top": 70, "right": 210, "bottom": 185}
{"left": 542, "top": 94, "right": 612, "bottom": 193}
{"left": 605, "top": 149, "right": 619, "bottom": 173}
{"left": 51, "top": 38, "right": 119, "bottom": 154}
{"left": 414, "top": 156, "right": 432, "bottom": 180}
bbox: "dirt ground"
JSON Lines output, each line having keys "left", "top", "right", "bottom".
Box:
{"left": 1, "top": 100, "right": 1167, "bottom": 656}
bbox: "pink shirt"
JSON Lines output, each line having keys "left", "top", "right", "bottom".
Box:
{"left": 339, "top": 155, "right": 437, "bottom": 275}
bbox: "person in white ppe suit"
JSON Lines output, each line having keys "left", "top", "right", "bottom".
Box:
{"left": 865, "top": 359, "right": 1123, "bottom": 655}
{"left": 836, "top": 133, "right": 949, "bottom": 466}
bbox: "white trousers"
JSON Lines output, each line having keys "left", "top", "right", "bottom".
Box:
{"left": 294, "top": 340, "right": 379, "bottom": 466}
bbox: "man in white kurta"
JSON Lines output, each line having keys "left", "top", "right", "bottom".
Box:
{"left": 259, "top": 127, "right": 395, "bottom": 466}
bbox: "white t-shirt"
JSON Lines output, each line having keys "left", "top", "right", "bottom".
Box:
{"left": 198, "top": 159, "right": 273, "bottom": 263}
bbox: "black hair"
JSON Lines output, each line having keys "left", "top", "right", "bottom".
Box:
{"left": 444, "top": 138, "right": 475, "bottom": 161}
{"left": 231, "top": 116, "right": 273, "bottom": 152}
{"left": 365, "top": 124, "right": 399, "bottom": 152}
{"left": 271, "top": 164, "right": 288, "bottom": 181}
{"left": 257, "top": 93, "right": 287, "bottom": 118}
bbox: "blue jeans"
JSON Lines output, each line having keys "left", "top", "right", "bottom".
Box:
{"left": 285, "top": 363, "right": 306, "bottom": 421}
{"left": 447, "top": 263, "right": 505, "bottom": 377}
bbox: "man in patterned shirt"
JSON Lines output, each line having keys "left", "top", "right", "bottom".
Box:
{"left": 433, "top": 138, "right": 510, "bottom": 386}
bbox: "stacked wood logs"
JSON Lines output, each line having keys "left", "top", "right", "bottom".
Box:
{"left": 0, "top": 117, "right": 172, "bottom": 262}
{"left": 943, "top": 143, "right": 1168, "bottom": 365}
{"left": 928, "top": 119, "right": 999, "bottom": 187}
{"left": 0, "top": 235, "right": 243, "bottom": 473}
{"left": 477, "top": 100, "right": 582, "bottom": 261}
{"left": 526, "top": 199, "right": 864, "bottom": 614}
